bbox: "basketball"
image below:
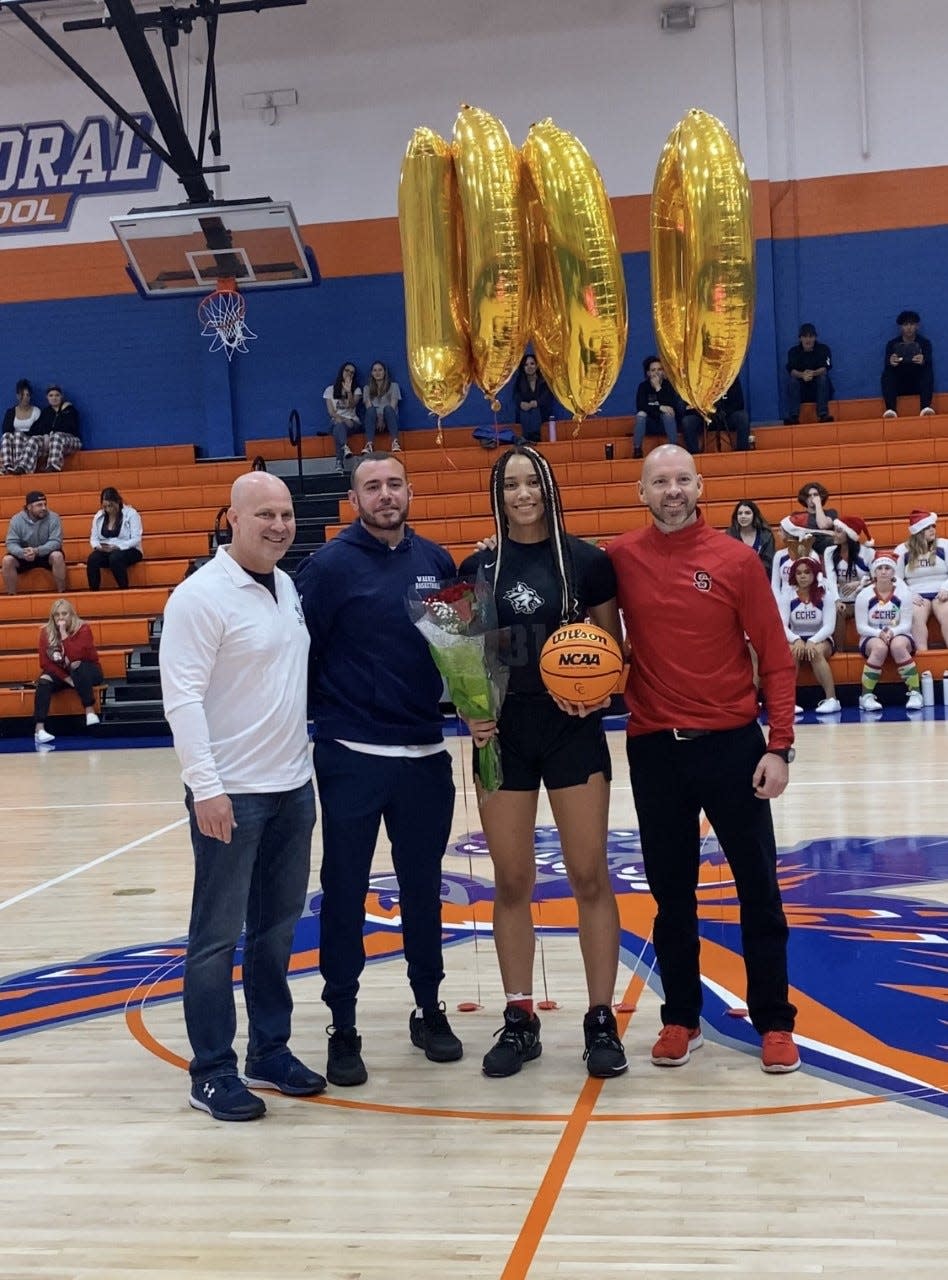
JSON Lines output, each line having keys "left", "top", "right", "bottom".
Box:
{"left": 539, "top": 623, "right": 625, "bottom": 706}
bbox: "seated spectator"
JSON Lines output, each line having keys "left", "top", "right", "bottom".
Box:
{"left": 87, "top": 486, "right": 144, "bottom": 591}
{"left": 772, "top": 515, "right": 818, "bottom": 597}
{"left": 855, "top": 553, "right": 922, "bottom": 711}
{"left": 510, "top": 353, "right": 553, "bottom": 444}
{"left": 726, "top": 500, "right": 775, "bottom": 576}
{"left": 796, "top": 481, "right": 839, "bottom": 556}
{"left": 823, "top": 516, "right": 875, "bottom": 650}
{"left": 36, "top": 385, "right": 82, "bottom": 472}
{"left": 779, "top": 557, "right": 840, "bottom": 714}
{"left": 633, "top": 356, "right": 680, "bottom": 458}
{"left": 1, "top": 379, "right": 44, "bottom": 475}
{"left": 681, "top": 379, "right": 750, "bottom": 454}
{"left": 323, "top": 361, "right": 362, "bottom": 473}
{"left": 33, "top": 598, "right": 103, "bottom": 744}
{"left": 882, "top": 310, "right": 934, "bottom": 419}
{"left": 895, "top": 509, "right": 948, "bottom": 651}
{"left": 785, "top": 324, "right": 834, "bottom": 424}
{"left": 2, "top": 490, "right": 66, "bottom": 596}
{"left": 363, "top": 361, "right": 403, "bottom": 453}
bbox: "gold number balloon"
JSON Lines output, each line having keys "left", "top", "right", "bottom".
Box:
{"left": 650, "top": 109, "right": 755, "bottom": 418}
{"left": 452, "top": 105, "right": 529, "bottom": 408}
{"left": 398, "top": 126, "right": 471, "bottom": 421}
{"left": 522, "top": 120, "right": 627, "bottom": 422}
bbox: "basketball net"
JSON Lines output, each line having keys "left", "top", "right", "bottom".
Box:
{"left": 197, "top": 278, "right": 257, "bottom": 360}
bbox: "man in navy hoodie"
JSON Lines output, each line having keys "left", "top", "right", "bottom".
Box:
{"left": 295, "top": 452, "right": 463, "bottom": 1086}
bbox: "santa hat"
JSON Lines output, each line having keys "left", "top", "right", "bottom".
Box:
{"left": 870, "top": 550, "right": 898, "bottom": 576}
{"left": 908, "top": 509, "right": 937, "bottom": 536}
{"left": 834, "top": 515, "right": 873, "bottom": 546}
{"left": 780, "top": 513, "right": 812, "bottom": 538}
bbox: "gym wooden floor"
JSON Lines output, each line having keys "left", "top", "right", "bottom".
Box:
{"left": 1, "top": 716, "right": 946, "bottom": 1279}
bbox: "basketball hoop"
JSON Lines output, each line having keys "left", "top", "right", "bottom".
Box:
{"left": 197, "top": 278, "right": 257, "bottom": 360}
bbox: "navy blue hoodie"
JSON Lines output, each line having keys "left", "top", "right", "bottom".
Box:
{"left": 295, "top": 520, "right": 455, "bottom": 746}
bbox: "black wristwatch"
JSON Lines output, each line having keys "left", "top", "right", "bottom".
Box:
{"left": 768, "top": 747, "right": 795, "bottom": 764}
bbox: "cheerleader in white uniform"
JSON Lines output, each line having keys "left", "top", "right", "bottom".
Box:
{"left": 854, "top": 553, "right": 922, "bottom": 711}
{"left": 823, "top": 516, "right": 874, "bottom": 650}
{"left": 772, "top": 515, "right": 819, "bottom": 600}
{"left": 894, "top": 509, "right": 948, "bottom": 651}
{"left": 779, "top": 557, "right": 840, "bottom": 713}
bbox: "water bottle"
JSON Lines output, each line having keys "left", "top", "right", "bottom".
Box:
{"left": 548, "top": 416, "right": 557, "bottom": 443}
{"left": 942, "top": 671, "right": 948, "bottom": 706}
{"left": 921, "top": 670, "right": 934, "bottom": 706}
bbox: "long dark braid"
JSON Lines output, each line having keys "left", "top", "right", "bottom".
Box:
{"left": 488, "top": 444, "right": 578, "bottom": 623}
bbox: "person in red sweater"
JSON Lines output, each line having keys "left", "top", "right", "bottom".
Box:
{"left": 606, "top": 445, "right": 800, "bottom": 1075}
{"left": 34, "top": 598, "right": 103, "bottom": 744}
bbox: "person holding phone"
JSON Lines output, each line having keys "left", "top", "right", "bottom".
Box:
{"left": 882, "top": 310, "right": 934, "bottom": 419}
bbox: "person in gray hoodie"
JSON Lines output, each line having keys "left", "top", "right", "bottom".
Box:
{"left": 2, "top": 490, "right": 66, "bottom": 595}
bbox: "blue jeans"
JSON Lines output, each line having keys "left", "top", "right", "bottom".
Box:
{"left": 313, "top": 741, "right": 455, "bottom": 1029}
{"left": 634, "top": 410, "right": 678, "bottom": 448}
{"left": 331, "top": 417, "right": 360, "bottom": 462}
{"left": 787, "top": 375, "right": 830, "bottom": 418}
{"left": 183, "top": 782, "right": 316, "bottom": 1083}
{"left": 364, "top": 405, "right": 399, "bottom": 443}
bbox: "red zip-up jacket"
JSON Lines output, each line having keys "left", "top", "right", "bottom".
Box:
{"left": 607, "top": 513, "right": 796, "bottom": 751}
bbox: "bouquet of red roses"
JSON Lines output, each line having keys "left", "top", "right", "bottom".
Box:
{"left": 408, "top": 575, "right": 508, "bottom": 794}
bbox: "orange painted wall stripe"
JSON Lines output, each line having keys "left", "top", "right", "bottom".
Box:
{"left": 2, "top": 164, "right": 948, "bottom": 305}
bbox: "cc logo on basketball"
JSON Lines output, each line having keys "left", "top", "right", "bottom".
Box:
{"left": 693, "top": 570, "right": 712, "bottom": 592}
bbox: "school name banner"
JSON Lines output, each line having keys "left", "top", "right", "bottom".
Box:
{"left": 0, "top": 113, "right": 162, "bottom": 233}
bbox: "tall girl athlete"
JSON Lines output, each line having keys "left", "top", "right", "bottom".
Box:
{"left": 779, "top": 557, "right": 840, "bottom": 713}
{"left": 458, "top": 445, "right": 626, "bottom": 1081}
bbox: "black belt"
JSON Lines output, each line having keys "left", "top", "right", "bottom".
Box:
{"left": 670, "top": 728, "right": 712, "bottom": 740}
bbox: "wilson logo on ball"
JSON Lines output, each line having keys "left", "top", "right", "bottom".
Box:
{"left": 539, "top": 622, "right": 624, "bottom": 706}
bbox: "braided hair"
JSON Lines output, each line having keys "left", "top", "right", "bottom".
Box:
{"left": 488, "top": 443, "right": 578, "bottom": 624}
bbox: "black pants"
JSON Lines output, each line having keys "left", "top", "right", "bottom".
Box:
{"left": 86, "top": 547, "right": 143, "bottom": 590}
{"left": 313, "top": 739, "right": 455, "bottom": 1029}
{"left": 682, "top": 409, "right": 751, "bottom": 453}
{"left": 34, "top": 660, "right": 104, "bottom": 721}
{"left": 881, "top": 362, "right": 933, "bottom": 412}
{"left": 626, "top": 721, "right": 795, "bottom": 1035}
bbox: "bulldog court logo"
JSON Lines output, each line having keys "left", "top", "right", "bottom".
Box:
{"left": 0, "top": 112, "right": 162, "bottom": 233}
{"left": 2, "top": 830, "right": 947, "bottom": 1114}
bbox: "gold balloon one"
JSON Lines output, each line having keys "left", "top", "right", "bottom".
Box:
{"left": 522, "top": 119, "right": 627, "bottom": 421}
{"left": 650, "top": 108, "right": 755, "bottom": 418}
{"left": 452, "top": 105, "right": 529, "bottom": 405}
{"left": 398, "top": 126, "right": 472, "bottom": 420}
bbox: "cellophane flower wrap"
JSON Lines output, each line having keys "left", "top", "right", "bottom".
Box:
{"left": 408, "top": 573, "right": 509, "bottom": 793}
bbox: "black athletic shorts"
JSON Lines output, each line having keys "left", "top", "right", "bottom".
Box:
{"left": 14, "top": 554, "right": 55, "bottom": 574}
{"left": 474, "top": 692, "right": 612, "bottom": 792}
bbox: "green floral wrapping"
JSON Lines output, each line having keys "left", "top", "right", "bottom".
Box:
{"left": 427, "top": 640, "right": 503, "bottom": 792}
{"left": 408, "top": 575, "right": 509, "bottom": 796}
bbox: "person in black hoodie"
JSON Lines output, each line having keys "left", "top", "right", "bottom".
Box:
{"left": 295, "top": 451, "right": 463, "bottom": 1088}
{"left": 36, "top": 385, "right": 82, "bottom": 472}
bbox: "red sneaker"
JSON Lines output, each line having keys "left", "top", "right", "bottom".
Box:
{"left": 760, "top": 1030, "right": 800, "bottom": 1074}
{"left": 650, "top": 1024, "right": 703, "bottom": 1067}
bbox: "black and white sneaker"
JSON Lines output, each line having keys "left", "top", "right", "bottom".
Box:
{"left": 583, "top": 1005, "right": 628, "bottom": 1077}
{"left": 409, "top": 1004, "right": 463, "bottom": 1062}
{"left": 189, "top": 1074, "right": 266, "bottom": 1121}
{"left": 482, "top": 1006, "right": 542, "bottom": 1077}
{"left": 326, "top": 1025, "right": 368, "bottom": 1087}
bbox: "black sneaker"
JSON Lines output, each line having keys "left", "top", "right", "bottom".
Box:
{"left": 326, "top": 1025, "right": 368, "bottom": 1087}
{"left": 482, "top": 1006, "right": 542, "bottom": 1077}
{"left": 243, "top": 1051, "right": 327, "bottom": 1096}
{"left": 409, "top": 1003, "right": 463, "bottom": 1063}
{"left": 189, "top": 1074, "right": 266, "bottom": 1121}
{"left": 583, "top": 1005, "right": 628, "bottom": 1078}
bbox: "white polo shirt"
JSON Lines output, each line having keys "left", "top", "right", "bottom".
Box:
{"left": 159, "top": 546, "right": 312, "bottom": 800}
